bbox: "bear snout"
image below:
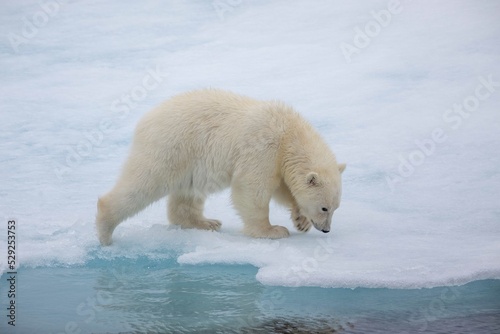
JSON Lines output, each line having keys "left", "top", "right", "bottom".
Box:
{"left": 311, "top": 219, "right": 331, "bottom": 233}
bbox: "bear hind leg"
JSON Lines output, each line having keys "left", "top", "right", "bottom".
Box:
{"left": 96, "top": 174, "right": 167, "bottom": 246}
{"left": 167, "top": 192, "right": 221, "bottom": 231}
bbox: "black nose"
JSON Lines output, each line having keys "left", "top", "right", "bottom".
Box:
{"left": 321, "top": 229, "right": 330, "bottom": 233}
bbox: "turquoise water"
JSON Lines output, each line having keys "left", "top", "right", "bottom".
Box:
{"left": 1, "top": 258, "right": 499, "bottom": 333}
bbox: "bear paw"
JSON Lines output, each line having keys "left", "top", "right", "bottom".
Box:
{"left": 291, "top": 206, "right": 312, "bottom": 233}
{"left": 265, "top": 225, "right": 290, "bottom": 239}
{"left": 99, "top": 234, "right": 113, "bottom": 246}
{"left": 96, "top": 219, "right": 115, "bottom": 246}
{"left": 293, "top": 214, "right": 312, "bottom": 232}
{"left": 250, "top": 225, "right": 290, "bottom": 239}
{"left": 183, "top": 219, "right": 222, "bottom": 231}
{"left": 244, "top": 224, "right": 290, "bottom": 239}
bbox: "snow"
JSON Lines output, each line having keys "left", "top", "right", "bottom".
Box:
{"left": 1, "top": 0, "right": 499, "bottom": 288}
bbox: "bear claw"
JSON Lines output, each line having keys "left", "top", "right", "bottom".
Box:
{"left": 293, "top": 215, "right": 312, "bottom": 232}
{"left": 188, "top": 219, "right": 222, "bottom": 231}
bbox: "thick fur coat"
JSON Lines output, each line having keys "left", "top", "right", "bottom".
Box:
{"left": 96, "top": 89, "right": 345, "bottom": 245}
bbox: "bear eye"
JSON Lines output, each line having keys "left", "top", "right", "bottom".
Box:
{"left": 321, "top": 207, "right": 328, "bottom": 212}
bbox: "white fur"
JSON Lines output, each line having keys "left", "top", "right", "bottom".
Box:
{"left": 96, "top": 89, "right": 345, "bottom": 245}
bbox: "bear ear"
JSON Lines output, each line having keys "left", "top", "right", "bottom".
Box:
{"left": 338, "top": 163, "right": 346, "bottom": 174}
{"left": 306, "top": 172, "right": 319, "bottom": 186}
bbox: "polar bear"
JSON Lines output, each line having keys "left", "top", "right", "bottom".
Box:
{"left": 96, "top": 89, "right": 345, "bottom": 246}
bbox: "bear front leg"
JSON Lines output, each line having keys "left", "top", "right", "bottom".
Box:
{"left": 168, "top": 192, "right": 221, "bottom": 231}
{"left": 291, "top": 204, "right": 312, "bottom": 233}
{"left": 231, "top": 180, "right": 290, "bottom": 239}
{"left": 272, "top": 180, "right": 312, "bottom": 233}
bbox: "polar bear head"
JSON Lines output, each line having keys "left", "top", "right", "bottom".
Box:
{"left": 294, "top": 163, "right": 346, "bottom": 233}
